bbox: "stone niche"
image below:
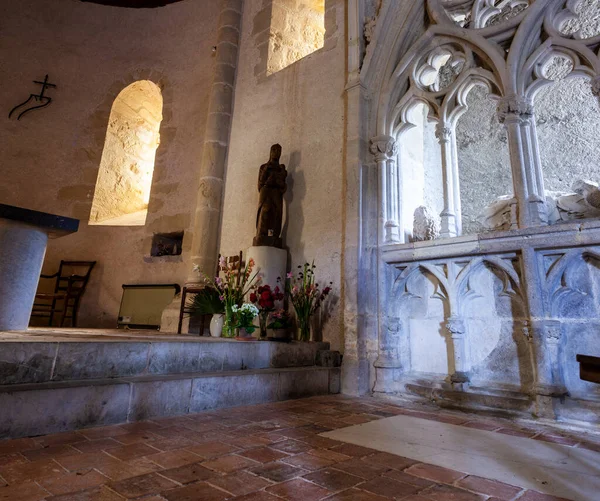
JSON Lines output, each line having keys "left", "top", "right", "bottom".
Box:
{"left": 89, "top": 80, "right": 163, "bottom": 226}
{"left": 267, "top": 0, "right": 325, "bottom": 75}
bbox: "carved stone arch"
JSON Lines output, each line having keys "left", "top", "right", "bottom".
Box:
{"left": 390, "top": 262, "right": 452, "bottom": 315}
{"left": 455, "top": 256, "right": 523, "bottom": 316}
{"left": 521, "top": 40, "right": 600, "bottom": 99}
{"left": 545, "top": 248, "right": 600, "bottom": 316}
{"left": 442, "top": 68, "right": 501, "bottom": 124}
{"left": 377, "top": 26, "right": 509, "bottom": 136}
{"left": 392, "top": 94, "right": 440, "bottom": 138}
{"left": 427, "top": 0, "right": 530, "bottom": 37}
{"left": 545, "top": 0, "right": 600, "bottom": 45}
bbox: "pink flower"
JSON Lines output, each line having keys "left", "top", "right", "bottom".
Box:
{"left": 286, "top": 272, "right": 293, "bottom": 279}
{"left": 219, "top": 256, "right": 227, "bottom": 268}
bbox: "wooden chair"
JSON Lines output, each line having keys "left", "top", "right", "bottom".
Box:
{"left": 31, "top": 261, "right": 96, "bottom": 327}
{"left": 177, "top": 252, "right": 243, "bottom": 335}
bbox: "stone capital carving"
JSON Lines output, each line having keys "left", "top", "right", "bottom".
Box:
{"left": 497, "top": 95, "right": 534, "bottom": 124}
{"left": 370, "top": 135, "right": 398, "bottom": 162}
{"left": 446, "top": 317, "right": 465, "bottom": 337}
{"left": 435, "top": 123, "right": 453, "bottom": 142}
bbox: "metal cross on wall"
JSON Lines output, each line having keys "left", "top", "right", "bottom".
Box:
{"left": 8, "top": 75, "right": 57, "bottom": 120}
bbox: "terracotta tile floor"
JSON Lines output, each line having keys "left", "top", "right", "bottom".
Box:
{"left": 0, "top": 395, "right": 597, "bottom": 501}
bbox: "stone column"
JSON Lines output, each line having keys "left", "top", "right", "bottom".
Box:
{"left": 449, "top": 128, "right": 462, "bottom": 235}
{"left": 446, "top": 316, "right": 470, "bottom": 384}
{"left": 373, "top": 316, "right": 403, "bottom": 392}
{"left": 0, "top": 221, "right": 48, "bottom": 331}
{"left": 435, "top": 123, "right": 459, "bottom": 238}
{"left": 531, "top": 319, "right": 567, "bottom": 396}
{"left": 187, "top": 0, "right": 243, "bottom": 282}
{"left": 370, "top": 136, "right": 400, "bottom": 244}
{"left": 497, "top": 95, "right": 547, "bottom": 229}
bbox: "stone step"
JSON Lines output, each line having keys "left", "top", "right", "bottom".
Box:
{"left": 0, "top": 366, "right": 340, "bottom": 440}
{"left": 405, "top": 382, "right": 532, "bottom": 416}
{"left": 0, "top": 339, "right": 333, "bottom": 385}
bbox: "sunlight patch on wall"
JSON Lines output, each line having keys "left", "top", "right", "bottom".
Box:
{"left": 89, "top": 80, "right": 162, "bottom": 226}
{"left": 267, "top": 0, "right": 325, "bottom": 75}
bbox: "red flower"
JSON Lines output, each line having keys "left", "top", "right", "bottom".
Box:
{"left": 250, "top": 292, "right": 257, "bottom": 303}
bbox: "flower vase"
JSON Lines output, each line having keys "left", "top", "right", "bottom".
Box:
{"left": 259, "top": 312, "right": 269, "bottom": 339}
{"left": 297, "top": 317, "right": 311, "bottom": 342}
{"left": 209, "top": 313, "right": 224, "bottom": 337}
{"left": 223, "top": 305, "right": 236, "bottom": 338}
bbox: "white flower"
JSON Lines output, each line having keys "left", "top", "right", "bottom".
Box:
{"left": 240, "top": 303, "right": 259, "bottom": 317}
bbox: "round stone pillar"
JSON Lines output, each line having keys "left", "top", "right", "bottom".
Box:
{"left": 0, "top": 220, "right": 48, "bottom": 330}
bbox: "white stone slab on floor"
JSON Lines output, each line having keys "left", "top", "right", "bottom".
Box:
{"left": 321, "top": 415, "right": 600, "bottom": 501}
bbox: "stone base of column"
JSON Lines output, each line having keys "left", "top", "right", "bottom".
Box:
{"left": 450, "top": 371, "right": 470, "bottom": 384}
{"left": 373, "top": 366, "right": 398, "bottom": 393}
{"left": 341, "top": 356, "right": 372, "bottom": 396}
{"left": 246, "top": 246, "right": 287, "bottom": 291}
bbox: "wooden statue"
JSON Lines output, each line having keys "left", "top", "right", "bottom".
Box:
{"left": 254, "top": 144, "right": 287, "bottom": 248}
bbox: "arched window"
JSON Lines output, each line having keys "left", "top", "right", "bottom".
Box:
{"left": 89, "top": 80, "right": 163, "bottom": 226}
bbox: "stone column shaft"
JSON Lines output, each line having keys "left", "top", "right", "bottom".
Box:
{"left": 446, "top": 316, "right": 470, "bottom": 384}
{"left": 531, "top": 319, "right": 567, "bottom": 397}
{"left": 187, "top": 0, "right": 243, "bottom": 283}
{"left": 497, "top": 96, "right": 547, "bottom": 229}
{"left": 436, "top": 124, "right": 458, "bottom": 238}
{"left": 370, "top": 136, "right": 400, "bottom": 244}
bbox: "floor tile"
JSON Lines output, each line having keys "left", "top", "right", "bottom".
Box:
{"left": 45, "top": 485, "right": 126, "bottom": 500}
{"left": 266, "top": 477, "right": 331, "bottom": 500}
{"left": 162, "top": 482, "right": 229, "bottom": 501}
{"left": 517, "top": 491, "right": 573, "bottom": 501}
{"left": 358, "top": 476, "right": 421, "bottom": 499}
{"left": 420, "top": 484, "right": 486, "bottom": 501}
{"left": 302, "top": 467, "right": 363, "bottom": 491}
{"left": 161, "top": 462, "right": 216, "bottom": 484}
{"left": 109, "top": 472, "right": 178, "bottom": 498}
{"left": 322, "top": 488, "right": 390, "bottom": 501}
{"left": 146, "top": 449, "right": 202, "bottom": 469}
{"left": 72, "top": 438, "right": 123, "bottom": 454}
{"left": 238, "top": 447, "right": 290, "bottom": 463}
{"left": 366, "top": 452, "right": 418, "bottom": 471}
{"left": 202, "top": 454, "right": 260, "bottom": 473}
{"left": 0, "top": 458, "right": 66, "bottom": 484}
{"left": 207, "top": 470, "right": 272, "bottom": 496}
{"left": 250, "top": 462, "right": 308, "bottom": 482}
{"left": 0, "top": 481, "right": 49, "bottom": 501}
{"left": 332, "top": 457, "right": 390, "bottom": 479}
{"left": 39, "top": 469, "right": 109, "bottom": 496}
{"left": 457, "top": 475, "right": 523, "bottom": 499}
{"left": 331, "top": 443, "right": 376, "bottom": 457}
{"left": 188, "top": 440, "right": 241, "bottom": 458}
{"left": 106, "top": 443, "right": 160, "bottom": 461}
{"left": 281, "top": 452, "right": 335, "bottom": 471}
{"left": 270, "top": 439, "right": 313, "bottom": 455}
{"left": 405, "top": 463, "right": 466, "bottom": 484}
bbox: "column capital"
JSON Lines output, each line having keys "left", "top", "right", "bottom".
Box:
{"left": 435, "top": 122, "right": 453, "bottom": 143}
{"left": 497, "top": 95, "right": 534, "bottom": 124}
{"left": 370, "top": 135, "right": 397, "bottom": 161}
{"left": 446, "top": 317, "right": 465, "bottom": 336}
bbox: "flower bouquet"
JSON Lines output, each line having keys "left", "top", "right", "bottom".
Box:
{"left": 194, "top": 256, "right": 260, "bottom": 338}
{"left": 233, "top": 303, "right": 259, "bottom": 338}
{"left": 267, "top": 309, "right": 292, "bottom": 340}
{"left": 250, "top": 285, "right": 284, "bottom": 339}
{"left": 285, "top": 262, "right": 332, "bottom": 342}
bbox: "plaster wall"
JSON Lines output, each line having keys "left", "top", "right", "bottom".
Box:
{"left": 0, "top": 0, "right": 220, "bottom": 327}
{"left": 220, "top": 0, "right": 345, "bottom": 351}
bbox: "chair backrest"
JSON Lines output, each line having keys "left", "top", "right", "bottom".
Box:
{"left": 54, "top": 261, "right": 96, "bottom": 297}
{"left": 216, "top": 252, "right": 244, "bottom": 286}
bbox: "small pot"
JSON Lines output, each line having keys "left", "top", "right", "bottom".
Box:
{"left": 235, "top": 327, "right": 257, "bottom": 341}
{"left": 269, "top": 328, "right": 290, "bottom": 341}
{"left": 209, "top": 313, "right": 224, "bottom": 337}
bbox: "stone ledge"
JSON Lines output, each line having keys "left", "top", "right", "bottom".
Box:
{"left": 0, "top": 366, "right": 341, "bottom": 439}
{"left": 0, "top": 337, "right": 332, "bottom": 384}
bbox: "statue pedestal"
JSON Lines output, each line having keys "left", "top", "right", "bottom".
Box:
{"left": 246, "top": 246, "right": 287, "bottom": 291}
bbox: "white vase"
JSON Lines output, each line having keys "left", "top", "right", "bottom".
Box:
{"left": 209, "top": 313, "right": 224, "bottom": 337}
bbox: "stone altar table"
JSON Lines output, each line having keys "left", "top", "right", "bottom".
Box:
{"left": 0, "top": 204, "right": 79, "bottom": 330}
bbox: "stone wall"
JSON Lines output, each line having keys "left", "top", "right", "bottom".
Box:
{"left": 0, "top": 0, "right": 220, "bottom": 327}
{"left": 455, "top": 86, "right": 512, "bottom": 235}
{"left": 220, "top": 0, "right": 345, "bottom": 351}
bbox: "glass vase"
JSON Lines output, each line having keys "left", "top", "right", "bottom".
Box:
{"left": 223, "top": 304, "right": 236, "bottom": 338}
{"left": 297, "top": 316, "right": 311, "bottom": 342}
